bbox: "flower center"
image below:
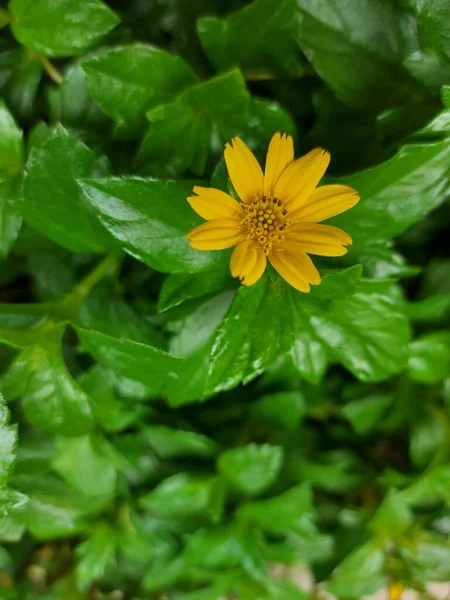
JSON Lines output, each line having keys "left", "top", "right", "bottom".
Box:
{"left": 242, "top": 196, "right": 291, "bottom": 254}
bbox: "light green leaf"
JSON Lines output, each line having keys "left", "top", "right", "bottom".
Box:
{"left": 371, "top": 491, "right": 412, "bottom": 535}
{"left": 410, "top": 414, "right": 445, "bottom": 467}
{"left": 21, "top": 125, "right": 115, "bottom": 253}
{"left": 53, "top": 434, "right": 116, "bottom": 497}
{"left": 76, "top": 524, "right": 117, "bottom": 592}
{"left": 79, "top": 176, "right": 228, "bottom": 273}
{"left": 0, "top": 393, "right": 17, "bottom": 485}
{"left": 218, "top": 443, "right": 283, "bottom": 495}
{"left": 253, "top": 391, "right": 306, "bottom": 431}
{"left": 145, "top": 426, "right": 219, "bottom": 459}
{"left": 341, "top": 394, "right": 394, "bottom": 434}
{"left": 408, "top": 333, "right": 450, "bottom": 383}
{"left": 82, "top": 44, "right": 196, "bottom": 137}
{"left": 412, "top": 0, "right": 450, "bottom": 61}
{"left": 10, "top": 0, "right": 120, "bottom": 58}
{"left": 77, "top": 328, "right": 183, "bottom": 396}
{"left": 0, "top": 98, "right": 23, "bottom": 172}
{"left": 327, "top": 543, "right": 386, "bottom": 599}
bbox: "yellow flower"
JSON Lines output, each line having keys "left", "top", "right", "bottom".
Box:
{"left": 187, "top": 132, "right": 359, "bottom": 292}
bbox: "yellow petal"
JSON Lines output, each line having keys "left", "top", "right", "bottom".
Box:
{"left": 188, "top": 186, "right": 243, "bottom": 221}
{"left": 290, "top": 184, "right": 359, "bottom": 222}
{"left": 288, "top": 222, "right": 352, "bottom": 246}
{"left": 224, "top": 137, "right": 264, "bottom": 203}
{"left": 283, "top": 236, "right": 348, "bottom": 257}
{"left": 274, "top": 147, "right": 330, "bottom": 210}
{"left": 188, "top": 218, "right": 245, "bottom": 250}
{"left": 264, "top": 132, "right": 294, "bottom": 197}
{"left": 269, "top": 246, "right": 321, "bottom": 292}
{"left": 230, "top": 240, "right": 267, "bottom": 286}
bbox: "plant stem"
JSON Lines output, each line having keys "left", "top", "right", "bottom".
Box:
{"left": 40, "top": 56, "right": 64, "bottom": 85}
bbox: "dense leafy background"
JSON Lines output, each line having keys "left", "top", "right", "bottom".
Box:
{"left": 0, "top": 0, "right": 449, "bottom": 598}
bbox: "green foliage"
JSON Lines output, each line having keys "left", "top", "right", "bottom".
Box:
{"left": 0, "top": 0, "right": 449, "bottom": 598}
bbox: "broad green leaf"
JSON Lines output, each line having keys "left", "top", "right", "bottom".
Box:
{"left": 0, "top": 487, "right": 27, "bottom": 518}
{"left": 78, "top": 365, "right": 139, "bottom": 433}
{"left": 82, "top": 44, "right": 196, "bottom": 137}
{"left": 158, "top": 267, "right": 233, "bottom": 312}
{"left": 288, "top": 452, "right": 363, "bottom": 493}
{"left": 353, "top": 243, "right": 420, "bottom": 280}
{"left": 341, "top": 394, "right": 393, "bottom": 434}
{"left": 0, "top": 99, "right": 23, "bottom": 172}
{"left": 11, "top": 474, "right": 106, "bottom": 539}
{"left": 77, "top": 328, "right": 183, "bottom": 395}
{"left": 145, "top": 426, "right": 219, "bottom": 459}
{"left": 79, "top": 176, "right": 227, "bottom": 273}
{"left": 335, "top": 141, "right": 450, "bottom": 248}
{"left": 406, "top": 294, "right": 450, "bottom": 324}
{"left": 0, "top": 393, "right": 17, "bottom": 485}
{"left": 327, "top": 543, "right": 386, "bottom": 599}
{"left": 53, "top": 434, "right": 116, "bottom": 497}
{"left": 0, "top": 303, "right": 49, "bottom": 349}
{"left": 197, "top": 0, "right": 306, "bottom": 78}
{"left": 166, "top": 291, "right": 234, "bottom": 406}
{"left": 0, "top": 514, "right": 25, "bottom": 542}
{"left": 237, "top": 483, "right": 314, "bottom": 534}
{"left": 218, "top": 443, "right": 283, "bottom": 495}
{"left": 183, "top": 523, "right": 248, "bottom": 570}
{"left": 401, "top": 537, "right": 450, "bottom": 582}
{"left": 295, "top": 0, "right": 422, "bottom": 111}
{"left": 370, "top": 491, "right": 412, "bottom": 535}
{"left": 21, "top": 125, "right": 114, "bottom": 253}
{"left": 401, "top": 464, "right": 450, "bottom": 505}
{"left": 206, "top": 276, "right": 409, "bottom": 394}
{"left": 412, "top": 0, "right": 450, "bottom": 61}
{"left": 0, "top": 48, "right": 43, "bottom": 120}
{"left": 408, "top": 333, "right": 450, "bottom": 383}
{"left": 136, "top": 70, "right": 249, "bottom": 176}
{"left": 410, "top": 414, "right": 445, "bottom": 467}
{"left": 140, "top": 473, "right": 218, "bottom": 518}
{"left": 0, "top": 179, "right": 22, "bottom": 260}
{"left": 253, "top": 391, "right": 306, "bottom": 431}
{"left": 9, "top": 0, "right": 120, "bottom": 58}
{"left": 76, "top": 525, "right": 117, "bottom": 592}
{"left": 404, "top": 50, "right": 450, "bottom": 91}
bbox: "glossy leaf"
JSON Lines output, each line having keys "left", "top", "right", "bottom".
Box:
{"left": 327, "top": 543, "right": 386, "bottom": 599}
{"left": 0, "top": 393, "right": 17, "bottom": 485}
{"left": 21, "top": 125, "right": 114, "bottom": 253}
{"left": 412, "top": 0, "right": 450, "bottom": 61}
{"left": 79, "top": 176, "right": 227, "bottom": 273}
{"left": 10, "top": 0, "right": 120, "bottom": 58}
{"left": 295, "top": 0, "right": 422, "bottom": 111}
{"left": 218, "top": 443, "right": 283, "bottom": 495}
{"left": 197, "top": 0, "right": 306, "bottom": 77}
{"left": 408, "top": 333, "right": 450, "bottom": 383}
{"left": 82, "top": 44, "right": 196, "bottom": 136}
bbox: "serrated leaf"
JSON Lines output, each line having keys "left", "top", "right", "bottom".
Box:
{"left": 136, "top": 70, "right": 249, "bottom": 176}
{"left": 295, "top": 0, "right": 422, "bottom": 111}
{"left": 197, "top": 0, "right": 306, "bottom": 78}
{"left": 218, "top": 443, "right": 283, "bottom": 496}
{"left": 0, "top": 393, "right": 17, "bottom": 490}
{"left": 21, "top": 125, "right": 115, "bottom": 253}
{"left": 77, "top": 328, "right": 183, "bottom": 396}
{"left": 79, "top": 176, "right": 228, "bottom": 273}
{"left": 82, "top": 44, "right": 196, "bottom": 137}
{"left": 10, "top": 0, "right": 120, "bottom": 58}
{"left": 53, "top": 434, "right": 116, "bottom": 497}
{"left": 335, "top": 141, "right": 450, "bottom": 248}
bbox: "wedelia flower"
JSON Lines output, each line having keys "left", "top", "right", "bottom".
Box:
{"left": 187, "top": 133, "right": 359, "bottom": 292}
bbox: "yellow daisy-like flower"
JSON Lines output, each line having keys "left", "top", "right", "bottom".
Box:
{"left": 187, "top": 132, "right": 359, "bottom": 292}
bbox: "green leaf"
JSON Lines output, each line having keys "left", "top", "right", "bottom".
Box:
{"left": 0, "top": 514, "right": 25, "bottom": 543}
{"left": 136, "top": 70, "right": 249, "bottom": 176}
{"left": 412, "top": 0, "right": 450, "bottom": 61}
{"left": 0, "top": 179, "right": 23, "bottom": 259}
{"left": 253, "top": 391, "right": 306, "bottom": 431}
{"left": 341, "top": 394, "right": 393, "bottom": 434}
{"left": 78, "top": 365, "right": 139, "bottom": 433}
{"left": 401, "top": 537, "right": 450, "bottom": 582}
{"left": 9, "top": 0, "right": 120, "bottom": 58}
{"left": 237, "top": 483, "right": 314, "bottom": 534}
{"left": 77, "top": 328, "right": 183, "bottom": 395}
{"left": 140, "top": 473, "right": 218, "bottom": 518}
{"left": 76, "top": 524, "right": 117, "bottom": 592}
{"left": 53, "top": 434, "right": 116, "bottom": 497}
{"left": 183, "top": 523, "right": 248, "bottom": 570}
{"left": 401, "top": 464, "right": 450, "bottom": 504}
{"left": 0, "top": 393, "right": 17, "bottom": 485}
{"left": 218, "top": 443, "right": 283, "bottom": 495}
{"left": 12, "top": 474, "right": 106, "bottom": 539}
{"left": 410, "top": 413, "right": 445, "bottom": 467}
{"left": 0, "top": 48, "right": 43, "bottom": 120}
{"left": 406, "top": 294, "right": 450, "bottom": 324}
{"left": 21, "top": 342, "right": 94, "bottom": 435}
{"left": 295, "top": 0, "right": 422, "bottom": 111}
{"left": 79, "top": 176, "right": 227, "bottom": 273}
{"left": 371, "top": 491, "right": 412, "bottom": 536}
{"left": 82, "top": 44, "right": 196, "bottom": 137}
{"left": 21, "top": 125, "right": 114, "bottom": 253}
{"left": 327, "top": 543, "right": 386, "bottom": 599}
{"left": 206, "top": 276, "right": 409, "bottom": 394}
{"left": 145, "top": 426, "right": 219, "bottom": 459}
{"left": 0, "top": 99, "right": 23, "bottom": 173}
{"left": 408, "top": 333, "right": 450, "bottom": 383}
{"left": 335, "top": 141, "right": 450, "bottom": 248}
{"left": 288, "top": 452, "right": 363, "bottom": 493}
{"left": 197, "top": 0, "right": 306, "bottom": 78}
{"left": 0, "top": 487, "right": 27, "bottom": 518}
{"left": 158, "top": 268, "right": 233, "bottom": 312}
